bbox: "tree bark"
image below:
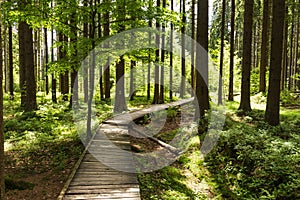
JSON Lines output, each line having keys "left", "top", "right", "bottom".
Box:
{"left": 265, "top": 0, "right": 285, "bottom": 126}
{"left": 228, "top": 0, "right": 235, "bottom": 101}
{"left": 195, "top": 0, "right": 209, "bottom": 119}
{"left": 103, "top": 0, "right": 110, "bottom": 100}
{"left": 114, "top": 0, "right": 127, "bottom": 113}
{"left": 159, "top": 0, "right": 166, "bottom": 103}
{"left": 169, "top": 0, "right": 174, "bottom": 100}
{"left": 259, "top": 0, "right": 270, "bottom": 93}
{"left": 8, "top": 26, "right": 14, "bottom": 100}
{"left": 153, "top": 0, "right": 160, "bottom": 104}
{"left": 190, "top": 0, "right": 195, "bottom": 96}
{"left": 238, "top": 0, "right": 254, "bottom": 112}
{"left": 0, "top": 15, "right": 5, "bottom": 200}
{"left": 51, "top": 25, "right": 57, "bottom": 103}
{"left": 180, "top": 0, "right": 186, "bottom": 98}
{"left": 19, "top": 21, "right": 37, "bottom": 112}
{"left": 218, "top": 0, "right": 226, "bottom": 105}
{"left": 44, "top": 27, "right": 49, "bottom": 94}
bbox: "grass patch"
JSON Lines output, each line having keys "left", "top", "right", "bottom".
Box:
{"left": 205, "top": 102, "right": 300, "bottom": 199}
{"left": 138, "top": 135, "right": 216, "bottom": 199}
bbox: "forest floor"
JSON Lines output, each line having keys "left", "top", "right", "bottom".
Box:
{"left": 3, "top": 93, "right": 300, "bottom": 199}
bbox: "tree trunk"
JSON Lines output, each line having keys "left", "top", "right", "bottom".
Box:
{"left": 180, "top": 0, "right": 186, "bottom": 98}
{"left": 0, "top": 15, "right": 5, "bottom": 200}
{"left": 169, "top": 0, "right": 173, "bottom": 100}
{"left": 97, "top": 2, "right": 104, "bottom": 100}
{"left": 114, "top": 0, "right": 127, "bottom": 113}
{"left": 51, "top": 26, "right": 57, "bottom": 103}
{"left": 238, "top": 0, "right": 254, "bottom": 112}
{"left": 129, "top": 59, "right": 136, "bottom": 101}
{"left": 103, "top": 0, "right": 110, "bottom": 100}
{"left": 265, "top": 0, "right": 285, "bottom": 126}
{"left": 19, "top": 21, "right": 37, "bottom": 112}
{"left": 228, "top": 0, "right": 235, "bottom": 101}
{"left": 281, "top": 6, "right": 288, "bottom": 90}
{"left": 159, "top": 0, "right": 166, "bottom": 103}
{"left": 44, "top": 27, "right": 49, "bottom": 94}
{"left": 190, "top": 0, "right": 195, "bottom": 96}
{"left": 153, "top": 0, "right": 160, "bottom": 104}
{"left": 288, "top": 4, "right": 294, "bottom": 91}
{"left": 69, "top": 12, "right": 78, "bottom": 108}
{"left": 8, "top": 26, "right": 14, "bottom": 100}
{"left": 259, "top": 0, "right": 270, "bottom": 93}
{"left": 147, "top": 19, "right": 152, "bottom": 100}
{"left": 19, "top": 23, "right": 26, "bottom": 108}
{"left": 195, "top": 0, "right": 209, "bottom": 119}
{"left": 218, "top": 0, "right": 226, "bottom": 105}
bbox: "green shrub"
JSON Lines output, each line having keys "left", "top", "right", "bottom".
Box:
{"left": 205, "top": 124, "right": 300, "bottom": 199}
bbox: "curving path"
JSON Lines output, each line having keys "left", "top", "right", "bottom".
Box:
{"left": 58, "top": 98, "right": 193, "bottom": 200}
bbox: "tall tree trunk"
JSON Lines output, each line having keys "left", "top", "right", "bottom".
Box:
{"left": 238, "top": 0, "right": 254, "bottom": 112}
{"left": 147, "top": 19, "right": 152, "bottom": 100}
{"left": 114, "top": 0, "right": 127, "bottom": 113}
{"left": 97, "top": 2, "right": 104, "bottom": 100}
{"left": 70, "top": 12, "right": 78, "bottom": 108}
{"left": 19, "top": 24, "right": 26, "bottom": 108}
{"left": 8, "top": 26, "right": 14, "bottom": 100}
{"left": 0, "top": 15, "right": 5, "bottom": 200}
{"left": 281, "top": 6, "right": 288, "bottom": 90}
{"left": 180, "top": 0, "right": 186, "bottom": 98}
{"left": 103, "top": 0, "right": 110, "bottom": 100}
{"left": 228, "top": 0, "right": 235, "bottom": 101}
{"left": 218, "top": 0, "right": 226, "bottom": 105}
{"left": 87, "top": 4, "right": 97, "bottom": 141}
{"left": 190, "top": 0, "right": 195, "bottom": 96}
{"left": 288, "top": 4, "right": 294, "bottom": 91}
{"left": 153, "top": 0, "right": 160, "bottom": 104}
{"left": 44, "top": 27, "right": 49, "bottom": 94}
{"left": 83, "top": 0, "right": 89, "bottom": 102}
{"left": 19, "top": 21, "right": 37, "bottom": 112}
{"left": 259, "top": 0, "right": 270, "bottom": 93}
{"left": 58, "top": 33, "right": 69, "bottom": 101}
{"left": 195, "top": 0, "right": 209, "bottom": 119}
{"left": 295, "top": 3, "right": 300, "bottom": 90}
{"left": 159, "top": 0, "right": 166, "bottom": 103}
{"left": 51, "top": 27, "right": 57, "bottom": 103}
{"left": 265, "top": 0, "right": 285, "bottom": 126}
{"left": 129, "top": 59, "right": 136, "bottom": 101}
{"left": 169, "top": 0, "right": 173, "bottom": 100}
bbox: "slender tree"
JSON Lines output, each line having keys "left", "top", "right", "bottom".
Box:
{"left": 169, "top": 0, "right": 173, "bottom": 100}
{"left": 103, "top": 0, "right": 110, "bottom": 100}
{"left": 195, "top": 0, "right": 209, "bottom": 119}
{"left": 228, "top": 0, "right": 235, "bottom": 101}
{"left": 265, "top": 0, "right": 285, "bottom": 126}
{"left": 190, "top": 0, "right": 195, "bottom": 96}
{"left": 8, "top": 25, "right": 13, "bottom": 100}
{"left": 153, "top": 0, "right": 160, "bottom": 104}
{"left": 180, "top": 0, "right": 186, "bottom": 98}
{"left": 218, "top": 0, "right": 226, "bottom": 105}
{"left": 259, "top": 0, "right": 270, "bottom": 93}
{"left": 238, "top": 0, "right": 254, "bottom": 112}
{"left": 159, "top": 0, "right": 166, "bottom": 103}
{"left": 114, "top": 0, "right": 127, "bottom": 113}
{"left": 0, "top": 13, "right": 5, "bottom": 199}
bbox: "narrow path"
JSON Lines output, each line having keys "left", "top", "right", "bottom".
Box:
{"left": 58, "top": 98, "right": 194, "bottom": 200}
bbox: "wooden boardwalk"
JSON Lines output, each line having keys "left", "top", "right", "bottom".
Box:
{"left": 58, "top": 98, "right": 193, "bottom": 200}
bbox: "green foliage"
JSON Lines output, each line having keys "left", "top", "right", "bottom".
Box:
{"left": 138, "top": 136, "right": 214, "bottom": 199}
{"left": 205, "top": 109, "right": 300, "bottom": 199}
{"left": 280, "top": 90, "right": 300, "bottom": 106}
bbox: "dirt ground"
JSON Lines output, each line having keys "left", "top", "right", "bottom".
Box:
{"left": 4, "top": 140, "right": 82, "bottom": 200}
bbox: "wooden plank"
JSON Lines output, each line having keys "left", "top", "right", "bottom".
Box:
{"left": 63, "top": 195, "right": 139, "bottom": 200}
{"left": 66, "top": 187, "right": 139, "bottom": 194}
